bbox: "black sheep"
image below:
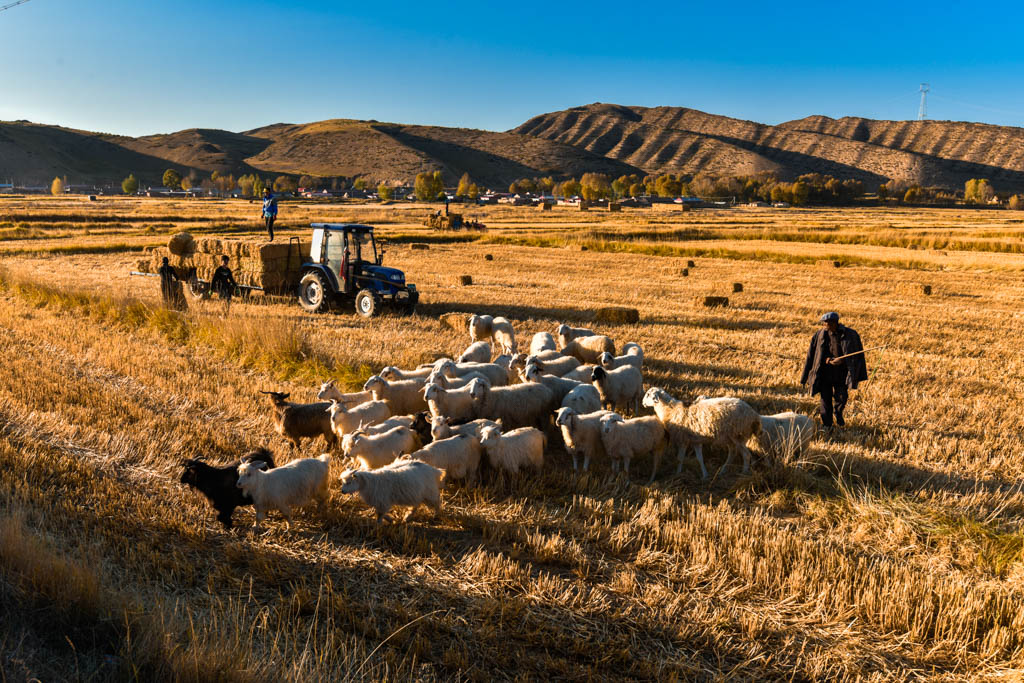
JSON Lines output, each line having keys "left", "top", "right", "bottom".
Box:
{"left": 180, "top": 448, "right": 276, "bottom": 529}
{"left": 411, "top": 411, "right": 433, "bottom": 444}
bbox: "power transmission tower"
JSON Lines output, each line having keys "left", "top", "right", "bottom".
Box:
{"left": 0, "top": 0, "right": 33, "bottom": 11}
{"left": 918, "top": 83, "right": 930, "bottom": 121}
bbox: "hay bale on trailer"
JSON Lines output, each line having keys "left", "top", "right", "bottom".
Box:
{"left": 168, "top": 232, "right": 196, "bottom": 256}
{"left": 144, "top": 237, "right": 310, "bottom": 295}
{"left": 595, "top": 307, "right": 640, "bottom": 324}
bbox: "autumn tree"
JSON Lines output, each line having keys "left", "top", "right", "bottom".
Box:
{"left": 580, "top": 173, "right": 611, "bottom": 200}
{"left": 180, "top": 175, "right": 192, "bottom": 191}
{"left": 121, "top": 174, "right": 138, "bottom": 195}
{"left": 456, "top": 172, "right": 472, "bottom": 198}
{"left": 273, "top": 175, "right": 297, "bottom": 193}
{"left": 467, "top": 183, "right": 480, "bottom": 199}
{"left": 1009, "top": 194, "right": 1024, "bottom": 210}
{"left": 964, "top": 178, "right": 994, "bottom": 204}
{"left": 377, "top": 183, "right": 394, "bottom": 200}
{"left": 50, "top": 176, "right": 64, "bottom": 196}
{"left": 162, "top": 169, "right": 182, "bottom": 190}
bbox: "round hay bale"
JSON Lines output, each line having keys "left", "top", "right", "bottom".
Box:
{"left": 701, "top": 296, "right": 729, "bottom": 308}
{"left": 732, "top": 283, "right": 743, "bottom": 293}
{"left": 484, "top": 254, "right": 494, "bottom": 261}
{"left": 167, "top": 232, "right": 195, "bottom": 257}
{"left": 411, "top": 243, "right": 430, "bottom": 250}
{"left": 680, "top": 268, "right": 689, "bottom": 277}
{"left": 455, "top": 275, "right": 473, "bottom": 286}
{"left": 922, "top": 284, "right": 932, "bottom": 295}
{"left": 439, "top": 312, "right": 470, "bottom": 332}
{"left": 595, "top": 307, "right": 640, "bottom": 324}
{"left": 686, "top": 260, "right": 696, "bottom": 267}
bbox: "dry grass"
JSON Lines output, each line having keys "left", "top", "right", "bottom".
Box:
{"left": 2, "top": 196, "right": 1024, "bottom": 679}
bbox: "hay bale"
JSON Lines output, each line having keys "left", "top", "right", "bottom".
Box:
{"left": 817, "top": 260, "right": 841, "bottom": 268}
{"left": 922, "top": 284, "right": 932, "bottom": 295}
{"left": 484, "top": 254, "right": 494, "bottom": 261}
{"left": 595, "top": 307, "right": 640, "bottom": 324}
{"left": 136, "top": 259, "right": 150, "bottom": 273}
{"left": 578, "top": 201, "right": 589, "bottom": 211}
{"left": 733, "top": 283, "right": 744, "bottom": 293}
{"left": 608, "top": 202, "right": 622, "bottom": 212}
{"left": 439, "top": 312, "right": 470, "bottom": 332}
{"left": 454, "top": 275, "right": 473, "bottom": 286}
{"left": 701, "top": 296, "right": 729, "bottom": 308}
{"left": 168, "top": 232, "right": 195, "bottom": 257}
{"left": 411, "top": 243, "right": 430, "bottom": 250}
{"left": 686, "top": 260, "right": 696, "bottom": 268}
{"left": 539, "top": 202, "right": 552, "bottom": 211}
{"left": 680, "top": 268, "right": 689, "bottom": 277}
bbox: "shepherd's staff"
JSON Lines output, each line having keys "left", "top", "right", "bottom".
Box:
{"left": 830, "top": 344, "right": 888, "bottom": 362}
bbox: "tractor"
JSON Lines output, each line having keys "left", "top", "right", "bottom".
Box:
{"left": 297, "top": 223, "right": 418, "bottom": 317}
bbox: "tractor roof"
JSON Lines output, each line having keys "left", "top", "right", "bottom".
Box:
{"left": 310, "top": 223, "right": 374, "bottom": 232}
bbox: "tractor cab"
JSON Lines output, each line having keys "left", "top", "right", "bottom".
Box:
{"left": 300, "top": 223, "right": 417, "bottom": 317}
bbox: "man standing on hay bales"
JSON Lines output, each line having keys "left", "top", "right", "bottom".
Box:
{"left": 800, "top": 312, "right": 867, "bottom": 431}
{"left": 158, "top": 256, "right": 187, "bottom": 311}
{"left": 262, "top": 188, "right": 278, "bottom": 241}
{"left": 211, "top": 255, "right": 238, "bottom": 315}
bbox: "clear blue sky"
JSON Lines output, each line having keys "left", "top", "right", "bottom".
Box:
{"left": 3, "top": 0, "right": 1024, "bottom": 136}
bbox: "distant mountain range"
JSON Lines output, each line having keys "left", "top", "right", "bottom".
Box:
{"left": 4, "top": 103, "right": 1024, "bottom": 190}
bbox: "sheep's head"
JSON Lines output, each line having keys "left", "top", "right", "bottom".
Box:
{"left": 433, "top": 358, "right": 457, "bottom": 378}
{"left": 468, "top": 378, "right": 487, "bottom": 401}
{"left": 430, "top": 415, "right": 450, "bottom": 440}
{"left": 642, "top": 387, "right": 667, "bottom": 409}
{"left": 590, "top": 366, "right": 607, "bottom": 383}
{"left": 623, "top": 343, "right": 643, "bottom": 358}
{"left": 478, "top": 426, "right": 500, "bottom": 447}
{"left": 340, "top": 432, "right": 360, "bottom": 456}
{"left": 425, "top": 369, "right": 448, "bottom": 389}
{"left": 179, "top": 459, "right": 203, "bottom": 486}
{"left": 316, "top": 381, "right": 336, "bottom": 400}
{"left": 599, "top": 412, "right": 624, "bottom": 435}
{"left": 523, "top": 364, "right": 543, "bottom": 382}
{"left": 423, "top": 383, "right": 442, "bottom": 402}
{"left": 508, "top": 353, "right": 529, "bottom": 373}
{"left": 598, "top": 352, "right": 615, "bottom": 369}
{"left": 363, "top": 375, "right": 385, "bottom": 393}
{"left": 555, "top": 323, "right": 569, "bottom": 337}
{"left": 327, "top": 400, "right": 346, "bottom": 422}
{"left": 554, "top": 407, "right": 575, "bottom": 428}
{"left": 261, "top": 390, "right": 289, "bottom": 405}
{"left": 379, "top": 366, "right": 399, "bottom": 381}
{"left": 236, "top": 460, "right": 268, "bottom": 489}
{"left": 339, "top": 469, "right": 365, "bottom": 494}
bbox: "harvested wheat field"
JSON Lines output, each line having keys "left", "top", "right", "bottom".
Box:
{"left": 2, "top": 196, "right": 1024, "bottom": 680}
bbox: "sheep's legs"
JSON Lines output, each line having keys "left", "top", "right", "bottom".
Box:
{"left": 582, "top": 455, "right": 591, "bottom": 471}
{"left": 649, "top": 449, "right": 661, "bottom": 483}
{"left": 739, "top": 444, "right": 752, "bottom": 474}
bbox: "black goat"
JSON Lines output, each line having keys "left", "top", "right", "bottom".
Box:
{"left": 411, "top": 411, "right": 433, "bottom": 444}
{"left": 180, "top": 448, "right": 276, "bottom": 529}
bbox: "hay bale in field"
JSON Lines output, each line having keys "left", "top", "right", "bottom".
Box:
{"left": 680, "top": 268, "right": 689, "bottom": 277}
{"left": 439, "top": 312, "right": 470, "bottom": 332}
{"left": 701, "top": 296, "right": 729, "bottom": 308}
{"left": 411, "top": 243, "right": 430, "bottom": 250}
{"left": 168, "top": 232, "right": 195, "bottom": 256}
{"left": 578, "top": 201, "right": 589, "bottom": 211}
{"left": 608, "top": 202, "right": 622, "bottom": 212}
{"left": 455, "top": 275, "right": 473, "bottom": 286}
{"left": 686, "top": 260, "right": 696, "bottom": 268}
{"left": 136, "top": 259, "right": 150, "bottom": 273}
{"left": 922, "top": 284, "right": 932, "bottom": 295}
{"left": 484, "top": 254, "right": 494, "bottom": 261}
{"left": 733, "top": 283, "right": 744, "bottom": 293}
{"left": 539, "top": 202, "right": 552, "bottom": 211}
{"left": 595, "top": 307, "right": 639, "bottom": 324}
{"left": 817, "top": 260, "right": 841, "bottom": 268}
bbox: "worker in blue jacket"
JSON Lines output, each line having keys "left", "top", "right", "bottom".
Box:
{"left": 261, "top": 187, "right": 278, "bottom": 241}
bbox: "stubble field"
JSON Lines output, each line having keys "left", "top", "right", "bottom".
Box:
{"left": 1, "top": 196, "right": 1023, "bottom": 681}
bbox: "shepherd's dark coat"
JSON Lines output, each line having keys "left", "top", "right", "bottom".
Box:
{"left": 799, "top": 325, "right": 868, "bottom": 395}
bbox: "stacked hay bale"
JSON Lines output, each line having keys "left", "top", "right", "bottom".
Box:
{"left": 140, "top": 234, "right": 310, "bottom": 295}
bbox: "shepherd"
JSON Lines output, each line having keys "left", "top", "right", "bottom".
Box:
{"left": 158, "top": 256, "right": 187, "bottom": 311}
{"left": 799, "top": 312, "right": 867, "bottom": 430}
{"left": 262, "top": 187, "right": 278, "bottom": 241}
{"left": 211, "top": 254, "right": 238, "bottom": 316}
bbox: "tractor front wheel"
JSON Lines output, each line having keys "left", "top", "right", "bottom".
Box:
{"left": 355, "top": 289, "right": 379, "bottom": 318}
{"left": 298, "top": 272, "right": 331, "bottom": 313}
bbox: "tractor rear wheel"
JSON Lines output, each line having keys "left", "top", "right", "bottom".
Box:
{"left": 298, "top": 272, "right": 331, "bottom": 313}
{"left": 186, "top": 276, "right": 210, "bottom": 300}
{"left": 355, "top": 289, "right": 379, "bottom": 318}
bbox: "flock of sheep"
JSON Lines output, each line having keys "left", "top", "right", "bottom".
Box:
{"left": 180, "top": 314, "right": 817, "bottom": 531}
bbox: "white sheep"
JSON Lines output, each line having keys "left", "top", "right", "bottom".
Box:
{"left": 423, "top": 382, "right": 478, "bottom": 422}
{"left": 468, "top": 377, "right": 555, "bottom": 430}
{"left": 363, "top": 375, "right": 428, "bottom": 415}
{"left": 599, "top": 413, "right": 667, "bottom": 481}
{"left": 425, "top": 367, "right": 489, "bottom": 391}
{"left": 379, "top": 365, "right": 434, "bottom": 381}
{"left": 339, "top": 459, "right": 443, "bottom": 524}
{"left": 518, "top": 362, "right": 584, "bottom": 404}
{"left": 561, "top": 335, "right": 616, "bottom": 364}
{"left": 491, "top": 316, "right": 517, "bottom": 355}
{"left": 554, "top": 407, "right": 612, "bottom": 471}
{"left": 598, "top": 343, "right": 644, "bottom": 372}
{"left": 457, "top": 341, "right": 492, "bottom": 364}
{"left": 468, "top": 314, "right": 494, "bottom": 343}
{"left": 316, "top": 380, "right": 373, "bottom": 407}
{"left": 527, "top": 354, "right": 580, "bottom": 377}
{"left": 429, "top": 415, "right": 502, "bottom": 441}
{"left": 641, "top": 388, "right": 712, "bottom": 479}
{"left": 478, "top": 425, "right": 546, "bottom": 474}
{"left": 402, "top": 433, "right": 482, "bottom": 485}
{"left": 558, "top": 363, "right": 599, "bottom": 383}
{"left": 590, "top": 365, "right": 643, "bottom": 415}
{"left": 341, "top": 425, "right": 419, "bottom": 470}
{"left": 642, "top": 388, "right": 761, "bottom": 477}
{"left": 756, "top": 412, "right": 816, "bottom": 460}
{"left": 236, "top": 455, "right": 331, "bottom": 531}
{"left": 433, "top": 358, "right": 509, "bottom": 387}
{"left": 529, "top": 332, "right": 557, "bottom": 355}
{"left": 360, "top": 414, "right": 416, "bottom": 434}
{"left": 556, "top": 323, "right": 596, "bottom": 349}
{"left": 328, "top": 399, "right": 392, "bottom": 437}
{"left": 560, "top": 384, "right": 603, "bottom": 415}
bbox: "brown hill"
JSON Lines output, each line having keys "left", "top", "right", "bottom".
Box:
{"left": 513, "top": 103, "right": 1024, "bottom": 190}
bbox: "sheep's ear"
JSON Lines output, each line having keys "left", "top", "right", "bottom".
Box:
{"left": 249, "top": 460, "right": 268, "bottom": 471}
{"left": 495, "top": 418, "right": 503, "bottom": 428}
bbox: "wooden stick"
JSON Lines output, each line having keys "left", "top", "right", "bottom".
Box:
{"left": 832, "top": 344, "right": 887, "bottom": 361}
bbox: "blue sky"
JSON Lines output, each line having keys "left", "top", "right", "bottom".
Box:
{"left": 3, "top": 0, "right": 1024, "bottom": 136}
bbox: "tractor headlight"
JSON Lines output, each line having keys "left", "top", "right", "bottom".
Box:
{"left": 389, "top": 273, "right": 403, "bottom": 282}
